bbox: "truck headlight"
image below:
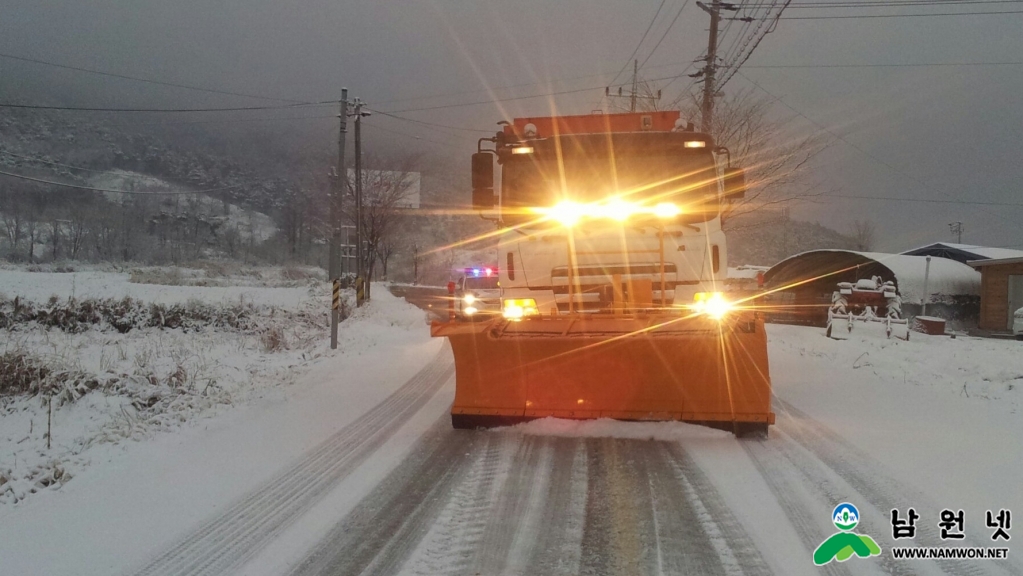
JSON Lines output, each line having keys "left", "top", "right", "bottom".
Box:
{"left": 463, "top": 293, "right": 476, "bottom": 304}
{"left": 693, "top": 292, "right": 733, "bottom": 320}
{"left": 503, "top": 298, "right": 539, "bottom": 320}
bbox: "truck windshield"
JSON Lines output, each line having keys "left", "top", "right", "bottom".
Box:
{"left": 464, "top": 276, "right": 499, "bottom": 290}
{"left": 501, "top": 151, "right": 719, "bottom": 226}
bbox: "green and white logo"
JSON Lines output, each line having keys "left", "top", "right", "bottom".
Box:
{"left": 813, "top": 503, "right": 882, "bottom": 566}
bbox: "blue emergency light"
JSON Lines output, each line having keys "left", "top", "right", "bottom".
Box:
{"left": 465, "top": 267, "right": 497, "bottom": 277}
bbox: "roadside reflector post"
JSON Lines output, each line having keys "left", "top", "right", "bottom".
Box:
{"left": 447, "top": 281, "right": 456, "bottom": 321}
{"left": 330, "top": 278, "right": 341, "bottom": 349}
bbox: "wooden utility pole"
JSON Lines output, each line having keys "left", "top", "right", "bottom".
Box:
{"left": 354, "top": 99, "right": 367, "bottom": 306}
{"left": 697, "top": 1, "right": 722, "bottom": 133}
{"left": 630, "top": 59, "right": 638, "bottom": 112}
{"left": 330, "top": 89, "right": 349, "bottom": 350}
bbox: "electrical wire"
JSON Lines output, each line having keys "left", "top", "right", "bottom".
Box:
{"left": 610, "top": 0, "right": 669, "bottom": 86}
{"left": 366, "top": 109, "right": 493, "bottom": 134}
{"left": 786, "top": 0, "right": 1022, "bottom": 7}
{"left": 0, "top": 150, "right": 117, "bottom": 173}
{"left": 734, "top": 70, "right": 1023, "bottom": 221}
{"left": 0, "top": 101, "right": 335, "bottom": 113}
{"left": 0, "top": 168, "right": 248, "bottom": 195}
{"left": 779, "top": 8, "right": 1023, "bottom": 17}
{"left": 744, "top": 60, "right": 1023, "bottom": 67}
{"left": 637, "top": 1, "right": 691, "bottom": 71}
{"left": 0, "top": 52, "right": 310, "bottom": 103}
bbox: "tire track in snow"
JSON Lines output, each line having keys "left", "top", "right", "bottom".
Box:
{"left": 741, "top": 439, "right": 855, "bottom": 576}
{"left": 469, "top": 435, "right": 553, "bottom": 576}
{"left": 644, "top": 442, "right": 731, "bottom": 575}
{"left": 578, "top": 438, "right": 770, "bottom": 576}
{"left": 523, "top": 438, "right": 588, "bottom": 576}
{"left": 776, "top": 398, "right": 1021, "bottom": 576}
{"left": 399, "top": 432, "right": 511, "bottom": 576}
{"left": 129, "top": 349, "right": 454, "bottom": 576}
{"left": 764, "top": 432, "right": 916, "bottom": 576}
{"left": 578, "top": 438, "right": 654, "bottom": 575}
{"left": 287, "top": 417, "right": 479, "bottom": 576}
{"left": 664, "top": 443, "right": 774, "bottom": 576}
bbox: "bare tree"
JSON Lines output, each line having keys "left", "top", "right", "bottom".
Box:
{"left": 0, "top": 190, "right": 25, "bottom": 256}
{"left": 346, "top": 155, "right": 420, "bottom": 285}
{"left": 678, "top": 87, "right": 832, "bottom": 222}
{"left": 851, "top": 219, "right": 876, "bottom": 251}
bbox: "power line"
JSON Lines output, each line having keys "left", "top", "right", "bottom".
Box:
{"left": 638, "top": 1, "right": 691, "bottom": 71}
{"left": 779, "top": 8, "right": 1023, "bottom": 17}
{"left": 0, "top": 168, "right": 248, "bottom": 195}
{"left": 0, "top": 52, "right": 309, "bottom": 103}
{"left": 1, "top": 150, "right": 116, "bottom": 173}
{"left": 734, "top": 70, "right": 1023, "bottom": 227}
{"left": 826, "top": 193, "right": 1023, "bottom": 207}
{"left": 366, "top": 109, "right": 493, "bottom": 134}
{"left": 360, "top": 121, "right": 461, "bottom": 149}
{"left": 0, "top": 101, "right": 334, "bottom": 113}
{"left": 786, "top": 0, "right": 1022, "bottom": 7}
{"left": 611, "top": 0, "right": 669, "bottom": 86}
{"left": 744, "top": 60, "right": 1023, "bottom": 67}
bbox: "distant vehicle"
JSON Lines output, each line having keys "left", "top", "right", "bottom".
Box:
{"left": 456, "top": 267, "right": 501, "bottom": 320}
{"left": 1014, "top": 306, "right": 1023, "bottom": 340}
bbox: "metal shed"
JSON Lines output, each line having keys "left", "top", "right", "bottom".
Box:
{"left": 902, "top": 242, "right": 1023, "bottom": 265}
{"left": 762, "top": 249, "right": 980, "bottom": 328}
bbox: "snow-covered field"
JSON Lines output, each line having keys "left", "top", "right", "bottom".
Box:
{"left": 1, "top": 278, "right": 1020, "bottom": 576}
{"left": 0, "top": 266, "right": 335, "bottom": 506}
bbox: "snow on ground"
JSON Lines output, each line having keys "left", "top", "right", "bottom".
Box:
{"left": 0, "top": 265, "right": 335, "bottom": 505}
{"left": 768, "top": 323, "right": 1023, "bottom": 521}
{"left": 498, "top": 323, "right": 1022, "bottom": 574}
{"left": 2, "top": 279, "right": 1021, "bottom": 575}
{"left": 0, "top": 267, "right": 312, "bottom": 308}
{"left": 0, "top": 283, "right": 440, "bottom": 576}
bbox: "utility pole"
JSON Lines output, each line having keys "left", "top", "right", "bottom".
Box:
{"left": 630, "top": 59, "right": 638, "bottom": 112}
{"left": 353, "top": 99, "right": 370, "bottom": 306}
{"left": 697, "top": 0, "right": 722, "bottom": 133}
{"left": 949, "top": 221, "right": 963, "bottom": 244}
{"left": 329, "top": 89, "right": 349, "bottom": 350}
{"left": 605, "top": 61, "right": 660, "bottom": 112}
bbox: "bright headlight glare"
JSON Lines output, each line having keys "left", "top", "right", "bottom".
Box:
{"left": 547, "top": 201, "right": 584, "bottom": 227}
{"left": 503, "top": 298, "right": 539, "bottom": 320}
{"left": 536, "top": 200, "right": 682, "bottom": 225}
{"left": 693, "top": 292, "right": 733, "bottom": 320}
{"left": 463, "top": 293, "right": 476, "bottom": 304}
{"left": 653, "top": 203, "right": 681, "bottom": 218}
{"left": 464, "top": 306, "right": 478, "bottom": 316}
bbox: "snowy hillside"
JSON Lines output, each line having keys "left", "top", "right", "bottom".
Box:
{"left": 726, "top": 210, "right": 857, "bottom": 267}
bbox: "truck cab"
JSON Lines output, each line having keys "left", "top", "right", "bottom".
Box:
{"left": 472, "top": 111, "right": 746, "bottom": 318}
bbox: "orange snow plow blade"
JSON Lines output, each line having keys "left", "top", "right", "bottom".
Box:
{"left": 431, "top": 313, "right": 774, "bottom": 437}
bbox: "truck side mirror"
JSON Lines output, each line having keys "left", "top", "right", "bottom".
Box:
{"left": 471, "top": 153, "right": 495, "bottom": 209}
{"left": 723, "top": 167, "right": 746, "bottom": 200}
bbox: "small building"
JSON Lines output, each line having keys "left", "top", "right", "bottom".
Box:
{"left": 967, "top": 256, "right": 1023, "bottom": 333}
{"left": 901, "top": 242, "right": 1023, "bottom": 265}
{"left": 763, "top": 249, "right": 980, "bottom": 328}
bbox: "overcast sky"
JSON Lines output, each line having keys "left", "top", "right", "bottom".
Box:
{"left": 3, "top": 0, "right": 1022, "bottom": 252}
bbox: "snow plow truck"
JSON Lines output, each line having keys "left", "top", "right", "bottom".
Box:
{"left": 431, "top": 111, "right": 774, "bottom": 437}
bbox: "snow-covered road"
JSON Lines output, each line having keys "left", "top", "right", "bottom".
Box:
{"left": 2, "top": 286, "right": 1020, "bottom": 576}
